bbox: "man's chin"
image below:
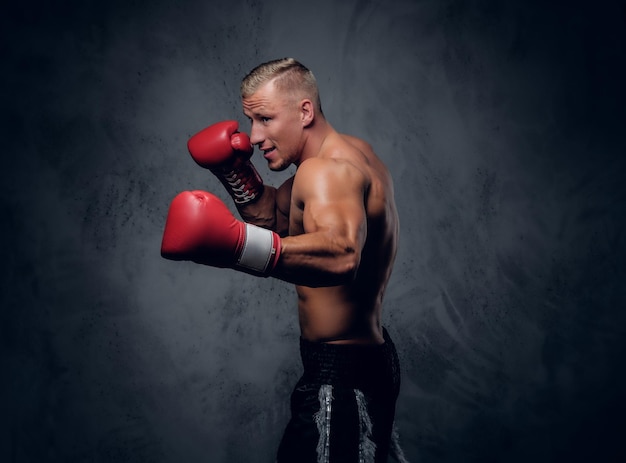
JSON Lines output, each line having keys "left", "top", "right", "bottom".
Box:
{"left": 268, "top": 160, "right": 289, "bottom": 172}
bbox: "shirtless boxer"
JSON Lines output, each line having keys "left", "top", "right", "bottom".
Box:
{"left": 161, "top": 58, "right": 407, "bottom": 463}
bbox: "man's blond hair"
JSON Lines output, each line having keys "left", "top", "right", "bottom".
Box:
{"left": 241, "top": 58, "right": 323, "bottom": 114}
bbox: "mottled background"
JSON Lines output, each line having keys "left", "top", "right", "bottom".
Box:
{"left": 2, "top": 0, "right": 625, "bottom": 462}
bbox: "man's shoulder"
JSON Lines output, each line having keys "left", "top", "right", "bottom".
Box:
{"left": 296, "top": 154, "right": 367, "bottom": 182}
{"left": 322, "top": 132, "right": 372, "bottom": 160}
{"left": 292, "top": 154, "right": 368, "bottom": 203}
{"left": 292, "top": 131, "right": 376, "bottom": 190}
{"left": 339, "top": 133, "right": 374, "bottom": 154}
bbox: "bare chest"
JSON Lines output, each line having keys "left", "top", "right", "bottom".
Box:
{"left": 288, "top": 201, "right": 305, "bottom": 236}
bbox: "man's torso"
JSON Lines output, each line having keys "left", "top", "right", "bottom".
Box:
{"left": 283, "top": 133, "right": 399, "bottom": 344}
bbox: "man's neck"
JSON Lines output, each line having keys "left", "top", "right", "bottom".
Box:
{"left": 297, "top": 118, "right": 335, "bottom": 166}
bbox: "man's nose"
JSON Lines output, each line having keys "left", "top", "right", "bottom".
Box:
{"left": 249, "top": 122, "right": 264, "bottom": 146}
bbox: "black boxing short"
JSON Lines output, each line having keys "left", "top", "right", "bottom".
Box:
{"left": 276, "top": 328, "right": 408, "bottom": 463}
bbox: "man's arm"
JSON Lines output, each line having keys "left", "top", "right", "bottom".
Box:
{"left": 186, "top": 120, "right": 291, "bottom": 237}
{"left": 236, "top": 176, "right": 293, "bottom": 238}
{"left": 160, "top": 159, "right": 366, "bottom": 285}
{"left": 272, "top": 158, "right": 368, "bottom": 287}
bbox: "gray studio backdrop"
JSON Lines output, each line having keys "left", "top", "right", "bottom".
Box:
{"left": 3, "top": 0, "right": 625, "bottom": 462}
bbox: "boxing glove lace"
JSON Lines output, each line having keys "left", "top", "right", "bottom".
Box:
{"left": 188, "top": 120, "right": 264, "bottom": 205}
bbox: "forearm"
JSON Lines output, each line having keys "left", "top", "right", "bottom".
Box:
{"left": 238, "top": 175, "right": 292, "bottom": 236}
{"left": 236, "top": 185, "right": 280, "bottom": 232}
{"left": 271, "top": 232, "right": 360, "bottom": 287}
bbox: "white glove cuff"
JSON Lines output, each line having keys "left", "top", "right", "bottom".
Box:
{"left": 237, "top": 223, "right": 279, "bottom": 275}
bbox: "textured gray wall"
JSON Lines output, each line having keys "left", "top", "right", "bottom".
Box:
{"left": 2, "top": 0, "right": 625, "bottom": 462}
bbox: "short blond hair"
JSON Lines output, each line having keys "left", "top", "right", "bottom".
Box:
{"left": 241, "top": 58, "right": 323, "bottom": 114}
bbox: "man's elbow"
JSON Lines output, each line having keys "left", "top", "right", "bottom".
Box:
{"left": 335, "top": 249, "right": 360, "bottom": 284}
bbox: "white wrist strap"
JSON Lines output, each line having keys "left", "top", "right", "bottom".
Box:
{"left": 237, "top": 223, "right": 278, "bottom": 274}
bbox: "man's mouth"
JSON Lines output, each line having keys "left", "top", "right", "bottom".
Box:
{"left": 262, "top": 147, "right": 276, "bottom": 156}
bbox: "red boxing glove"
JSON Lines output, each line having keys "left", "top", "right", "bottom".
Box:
{"left": 160, "top": 190, "right": 281, "bottom": 276}
{"left": 188, "top": 120, "right": 264, "bottom": 205}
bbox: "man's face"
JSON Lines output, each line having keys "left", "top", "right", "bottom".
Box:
{"left": 242, "top": 80, "right": 303, "bottom": 171}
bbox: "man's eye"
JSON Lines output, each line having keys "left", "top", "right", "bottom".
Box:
{"left": 261, "top": 117, "right": 270, "bottom": 123}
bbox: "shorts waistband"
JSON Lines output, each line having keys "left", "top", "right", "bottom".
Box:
{"left": 299, "top": 328, "right": 400, "bottom": 390}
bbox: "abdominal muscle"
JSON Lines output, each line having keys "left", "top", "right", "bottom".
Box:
{"left": 295, "top": 283, "right": 384, "bottom": 345}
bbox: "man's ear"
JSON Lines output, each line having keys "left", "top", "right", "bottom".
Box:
{"left": 300, "top": 99, "right": 314, "bottom": 127}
